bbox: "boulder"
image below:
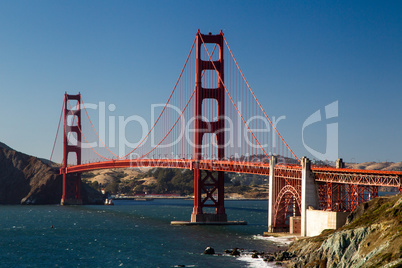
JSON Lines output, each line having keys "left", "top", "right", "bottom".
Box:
{"left": 203, "top": 247, "right": 215, "bottom": 255}
{"left": 230, "top": 248, "right": 241, "bottom": 256}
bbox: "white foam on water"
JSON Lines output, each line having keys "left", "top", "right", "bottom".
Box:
{"left": 252, "top": 234, "right": 296, "bottom": 245}
{"left": 237, "top": 254, "right": 279, "bottom": 268}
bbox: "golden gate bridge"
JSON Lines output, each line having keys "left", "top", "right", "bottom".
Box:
{"left": 49, "top": 30, "right": 402, "bottom": 234}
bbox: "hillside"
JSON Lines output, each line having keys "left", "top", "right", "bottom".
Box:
{"left": 83, "top": 168, "right": 269, "bottom": 199}
{"left": 0, "top": 142, "right": 103, "bottom": 204}
{"left": 286, "top": 194, "right": 402, "bottom": 267}
{"left": 346, "top": 162, "right": 402, "bottom": 171}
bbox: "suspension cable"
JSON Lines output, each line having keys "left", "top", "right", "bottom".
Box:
{"left": 80, "top": 37, "right": 197, "bottom": 160}
{"left": 139, "top": 88, "right": 196, "bottom": 159}
{"left": 137, "top": 44, "right": 218, "bottom": 158}
{"left": 66, "top": 99, "right": 111, "bottom": 161}
{"left": 199, "top": 34, "right": 271, "bottom": 160}
{"left": 49, "top": 100, "right": 65, "bottom": 165}
{"left": 223, "top": 35, "right": 299, "bottom": 162}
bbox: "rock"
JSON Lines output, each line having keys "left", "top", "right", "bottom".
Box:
{"left": 275, "top": 251, "right": 291, "bottom": 261}
{"left": 288, "top": 194, "right": 402, "bottom": 267}
{"left": 265, "top": 256, "right": 275, "bottom": 262}
{"left": 203, "top": 247, "right": 215, "bottom": 255}
{"left": 251, "top": 252, "right": 259, "bottom": 258}
{"left": 230, "top": 248, "right": 241, "bottom": 256}
{"left": 346, "top": 202, "right": 370, "bottom": 224}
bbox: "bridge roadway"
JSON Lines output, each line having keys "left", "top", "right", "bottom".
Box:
{"left": 63, "top": 159, "right": 402, "bottom": 188}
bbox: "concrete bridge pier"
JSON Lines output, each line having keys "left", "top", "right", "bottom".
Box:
{"left": 336, "top": 158, "right": 345, "bottom": 169}
{"left": 301, "top": 157, "right": 318, "bottom": 236}
{"left": 268, "top": 155, "right": 277, "bottom": 232}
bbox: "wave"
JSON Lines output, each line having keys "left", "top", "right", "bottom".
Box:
{"left": 252, "top": 234, "right": 296, "bottom": 245}
{"left": 237, "top": 252, "right": 279, "bottom": 268}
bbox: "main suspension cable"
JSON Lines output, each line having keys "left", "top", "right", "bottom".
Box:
{"left": 223, "top": 35, "right": 299, "bottom": 162}
{"left": 49, "top": 100, "right": 65, "bottom": 165}
{"left": 199, "top": 33, "right": 271, "bottom": 160}
{"left": 80, "top": 37, "right": 197, "bottom": 160}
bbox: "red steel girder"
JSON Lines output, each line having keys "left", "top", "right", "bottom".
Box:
{"left": 317, "top": 182, "right": 379, "bottom": 212}
{"left": 313, "top": 167, "right": 402, "bottom": 188}
{"left": 273, "top": 185, "right": 301, "bottom": 231}
{"left": 65, "top": 159, "right": 273, "bottom": 176}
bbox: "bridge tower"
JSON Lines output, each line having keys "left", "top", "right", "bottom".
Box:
{"left": 191, "top": 30, "right": 227, "bottom": 222}
{"left": 60, "top": 93, "right": 83, "bottom": 205}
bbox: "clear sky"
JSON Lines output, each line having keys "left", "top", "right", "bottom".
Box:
{"left": 0, "top": 1, "right": 401, "bottom": 163}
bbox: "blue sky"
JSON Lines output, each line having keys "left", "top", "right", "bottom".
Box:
{"left": 0, "top": 1, "right": 401, "bottom": 163}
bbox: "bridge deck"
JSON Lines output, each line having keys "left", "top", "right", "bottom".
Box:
{"left": 63, "top": 160, "right": 402, "bottom": 188}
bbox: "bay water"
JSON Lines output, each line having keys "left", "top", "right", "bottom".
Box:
{"left": 0, "top": 199, "right": 285, "bottom": 267}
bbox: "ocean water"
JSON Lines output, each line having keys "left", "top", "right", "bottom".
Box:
{"left": 0, "top": 200, "right": 285, "bottom": 267}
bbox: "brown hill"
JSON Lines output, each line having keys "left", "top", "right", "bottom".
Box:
{"left": 346, "top": 161, "right": 402, "bottom": 171}
{"left": 0, "top": 143, "right": 103, "bottom": 204}
{"left": 84, "top": 168, "right": 144, "bottom": 185}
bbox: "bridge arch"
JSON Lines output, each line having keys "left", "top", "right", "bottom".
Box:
{"left": 273, "top": 185, "right": 301, "bottom": 232}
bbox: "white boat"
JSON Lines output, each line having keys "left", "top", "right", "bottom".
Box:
{"left": 104, "top": 198, "right": 114, "bottom": 205}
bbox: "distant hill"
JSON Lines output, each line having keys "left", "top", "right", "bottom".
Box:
{"left": 0, "top": 142, "right": 103, "bottom": 204}
{"left": 83, "top": 167, "right": 268, "bottom": 199}
{"left": 0, "top": 141, "right": 12, "bottom": 150}
{"left": 346, "top": 161, "right": 402, "bottom": 171}
{"left": 0, "top": 142, "right": 59, "bottom": 167}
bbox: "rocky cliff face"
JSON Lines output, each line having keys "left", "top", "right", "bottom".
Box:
{"left": 287, "top": 194, "right": 402, "bottom": 267}
{"left": 0, "top": 143, "right": 104, "bottom": 204}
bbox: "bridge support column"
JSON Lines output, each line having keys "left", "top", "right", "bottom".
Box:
{"left": 60, "top": 93, "right": 83, "bottom": 205}
{"left": 301, "top": 157, "right": 318, "bottom": 236}
{"left": 398, "top": 175, "right": 402, "bottom": 194}
{"left": 268, "top": 156, "right": 277, "bottom": 232}
{"left": 191, "top": 30, "right": 227, "bottom": 223}
{"left": 336, "top": 158, "right": 345, "bottom": 169}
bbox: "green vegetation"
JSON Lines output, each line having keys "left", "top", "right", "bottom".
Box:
{"left": 345, "top": 195, "right": 402, "bottom": 230}
{"left": 85, "top": 180, "right": 100, "bottom": 191}
{"left": 141, "top": 168, "right": 195, "bottom": 195}
{"left": 136, "top": 169, "right": 232, "bottom": 195}
{"left": 81, "top": 172, "right": 96, "bottom": 179}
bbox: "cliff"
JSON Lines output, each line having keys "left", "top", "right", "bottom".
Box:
{"left": 0, "top": 143, "right": 104, "bottom": 205}
{"left": 287, "top": 194, "right": 402, "bottom": 267}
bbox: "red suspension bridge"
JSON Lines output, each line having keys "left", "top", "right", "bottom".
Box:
{"left": 50, "top": 31, "right": 402, "bottom": 233}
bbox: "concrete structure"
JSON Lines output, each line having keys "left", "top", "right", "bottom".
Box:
{"left": 267, "top": 155, "right": 277, "bottom": 232}
{"left": 306, "top": 208, "right": 349, "bottom": 236}
{"left": 301, "top": 157, "right": 319, "bottom": 236}
{"left": 289, "top": 216, "right": 301, "bottom": 234}
{"left": 336, "top": 158, "right": 345, "bottom": 169}
{"left": 267, "top": 156, "right": 351, "bottom": 236}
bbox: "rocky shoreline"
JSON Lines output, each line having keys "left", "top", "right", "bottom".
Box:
{"left": 272, "top": 194, "right": 402, "bottom": 268}
{"left": 208, "top": 193, "right": 402, "bottom": 267}
{"left": 202, "top": 246, "right": 294, "bottom": 267}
